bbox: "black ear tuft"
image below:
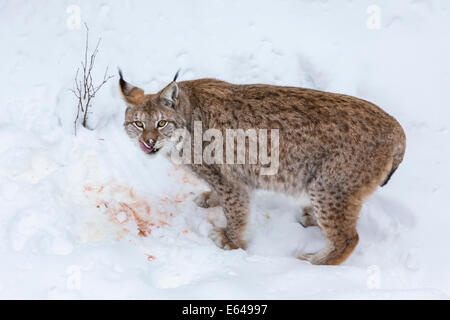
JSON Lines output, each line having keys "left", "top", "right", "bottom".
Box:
{"left": 118, "top": 67, "right": 125, "bottom": 88}
{"left": 173, "top": 69, "right": 180, "bottom": 82}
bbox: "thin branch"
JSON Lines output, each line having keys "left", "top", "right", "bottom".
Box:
{"left": 71, "top": 24, "right": 113, "bottom": 135}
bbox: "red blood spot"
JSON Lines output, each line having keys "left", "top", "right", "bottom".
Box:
{"left": 83, "top": 182, "right": 173, "bottom": 238}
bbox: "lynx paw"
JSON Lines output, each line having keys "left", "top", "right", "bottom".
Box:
{"left": 299, "top": 206, "right": 318, "bottom": 228}
{"left": 194, "top": 191, "right": 220, "bottom": 208}
{"left": 208, "top": 228, "right": 232, "bottom": 250}
{"left": 298, "top": 251, "right": 338, "bottom": 265}
{"left": 298, "top": 253, "right": 315, "bottom": 263}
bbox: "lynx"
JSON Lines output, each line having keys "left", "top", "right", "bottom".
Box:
{"left": 119, "top": 70, "right": 406, "bottom": 265}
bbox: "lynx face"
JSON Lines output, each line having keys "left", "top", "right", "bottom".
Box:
{"left": 119, "top": 71, "right": 186, "bottom": 156}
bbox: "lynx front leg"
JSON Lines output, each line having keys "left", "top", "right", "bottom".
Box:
{"left": 209, "top": 186, "right": 250, "bottom": 250}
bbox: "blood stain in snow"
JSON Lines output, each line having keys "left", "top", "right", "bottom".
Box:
{"left": 83, "top": 182, "right": 173, "bottom": 237}
{"left": 168, "top": 165, "right": 200, "bottom": 187}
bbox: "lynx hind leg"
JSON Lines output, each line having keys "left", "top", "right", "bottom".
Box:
{"left": 194, "top": 190, "right": 220, "bottom": 208}
{"left": 299, "top": 152, "right": 393, "bottom": 265}
{"left": 299, "top": 194, "right": 361, "bottom": 265}
{"left": 299, "top": 206, "right": 318, "bottom": 228}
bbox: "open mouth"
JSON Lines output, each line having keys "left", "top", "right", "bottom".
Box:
{"left": 139, "top": 141, "right": 159, "bottom": 154}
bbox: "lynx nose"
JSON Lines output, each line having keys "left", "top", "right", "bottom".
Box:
{"left": 147, "top": 139, "right": 155, "bottom": 147}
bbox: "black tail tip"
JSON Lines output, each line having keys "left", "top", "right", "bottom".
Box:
{"left": 380, "top": 168, "right": 397, "bottom": 187}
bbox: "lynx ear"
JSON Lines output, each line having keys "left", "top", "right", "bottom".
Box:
{"left": 159, "top": 82, "right": 179, "bottom": 109}
{"left": 118, "top": 69, "right": 145, "bottom": 106}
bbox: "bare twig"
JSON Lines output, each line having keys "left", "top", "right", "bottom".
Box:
{"left": 71, "top": 23, "right": 113, "bottom": 135}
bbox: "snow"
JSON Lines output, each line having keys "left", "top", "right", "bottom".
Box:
{"left": 1, "top": 0, "right": 450, "bottom": 299}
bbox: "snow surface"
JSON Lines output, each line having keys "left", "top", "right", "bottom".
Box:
{"left": 1, "top": 0, "right": 450, "bottom": 299}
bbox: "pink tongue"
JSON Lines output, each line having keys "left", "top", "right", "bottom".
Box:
{"left": 139, "top": 141, "right": 153, "bottom": 153}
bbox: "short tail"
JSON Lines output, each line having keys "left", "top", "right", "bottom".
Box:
{"left": 381, "top": 126, "right": 406, "bottom": 187}
{"left": 380, "top": 167, "right": 397, "bottom": 187}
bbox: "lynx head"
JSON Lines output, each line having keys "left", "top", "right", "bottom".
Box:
{"left": 119, "top": 70, "right": 186, "bottom": 156}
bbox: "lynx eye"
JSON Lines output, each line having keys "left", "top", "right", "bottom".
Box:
{"left": 157, "top": 120, "right": 167, "bottom": 128}
{"left": 134, "top": 121, "right": 144, "bottom": 129}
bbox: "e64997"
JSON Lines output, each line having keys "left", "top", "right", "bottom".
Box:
{"left": 226, "top": 304, "right": 267, "bottom": 315}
